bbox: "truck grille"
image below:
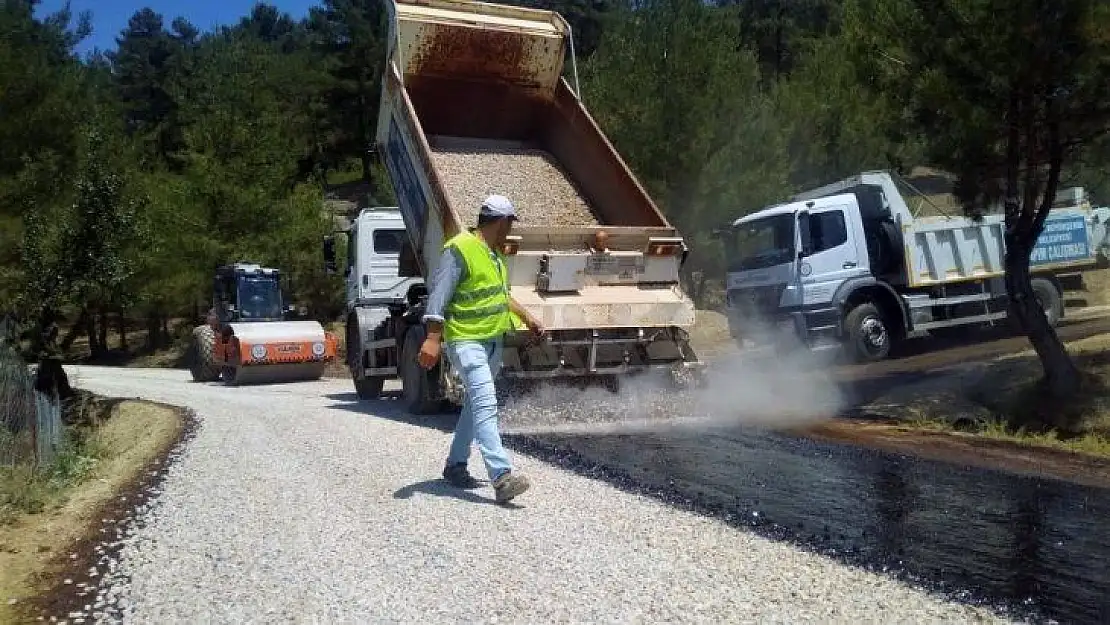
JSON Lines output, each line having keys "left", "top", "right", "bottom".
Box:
{"left": 727, "top": 284, "right": 787, "bottom": 320}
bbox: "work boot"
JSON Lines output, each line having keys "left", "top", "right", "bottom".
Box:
{"left": 442, "top": 462, "right": 481, "bottom": 489}
{"left": 492, "top": 470, "right": 530, "bottom": 504}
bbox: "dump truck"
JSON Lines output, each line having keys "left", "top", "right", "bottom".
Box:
{"left": 188, "top": 262, "right": 339, "bottom": 385}
{"left": 721, "top": 170, "right": 1110, "bottom": 362}
{"left": 324, "top": 207, "right": 424, "bottom": 400}
{"left": 332, "top": 0, "right": 703, "bottom": 412}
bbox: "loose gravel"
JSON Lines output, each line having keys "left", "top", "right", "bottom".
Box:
{"left": 428, "top": 138, "right": 601, "bottom": 228}
{"left": 60, "top": 366, "right": 1009, "bottom": 624}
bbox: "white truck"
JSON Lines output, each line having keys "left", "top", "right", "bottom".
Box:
{"left": 327, "top": 0, "right": 703, "bottom": 413}
{"left": 721, "top": 170, "right": 1110, "bottom": 362}
{"left": 324, "top": 207, "right": 423, "bottom": 400}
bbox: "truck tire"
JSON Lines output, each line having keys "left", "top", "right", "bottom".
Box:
{"left": 354, "top": 376, "right": 386, "bottom": 399}
{"left": 400, "top": 325, "right": 443, "bottom": 415}
{"left": 348, "top": 314, "right": 390, "bottom": 400}
{"left": 188, "top": 325, "right": 221, "bottom": 382}
{"left": 1032, "top": 277, "right": 1063, "bottom": 327}
{"left": 844, "top": 302, "right": 893, "bottom": 363}
{"left": 345, "top": 315, "right": 360, "bottom": 371}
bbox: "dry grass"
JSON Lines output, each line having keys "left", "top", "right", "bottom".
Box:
{"left": 0, "top": 401, "right": 182, "bottom": 618}
{"left": 1077, "top": 267, "right": 1110, "bottom": 306}
{"left": 688, "top": 309, "right": 733, "bottom": 359}
{"left": 864, "top": 332, "right": 1110, "bottom": 458}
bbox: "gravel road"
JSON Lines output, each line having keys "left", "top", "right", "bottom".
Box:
{"left": 65, "top": 365, "right": 1006, "bottom": 624}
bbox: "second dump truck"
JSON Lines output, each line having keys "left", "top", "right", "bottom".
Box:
{"left": 721, "top": 170, "right": 1110, "bottom": 362}
{"left": 333, "top": 0, "right": 703, "bottom": 412}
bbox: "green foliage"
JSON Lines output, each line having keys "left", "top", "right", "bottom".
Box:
{"left": 0, "top": 428, "right": 102, "bottom": 524}
{"left": 844, "top": 0, "right": 1110, "bottom": 214}
{"left": 771, "top": 34, "right": 924, "bottom": 188}
{"left": 0, "top": 1, "right": 90, "bottom": 307}
{"left": 2, "top": 0, "right": 1110, "bottom": 347}
{"left": 580, "top": 0, "right": 791, "bottom": 302}
{"left": 843, "top": 0, "right": 1110, "bottom": 393}
{"left": 61, "top": 126, "right": 147, "bottom": 311}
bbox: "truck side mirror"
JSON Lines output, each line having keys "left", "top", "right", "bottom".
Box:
{"left": 797, "top": 211, "right": 812, "bottom": 258}
{"left": 323, "top": 236, "right": 337, "bottom": 274}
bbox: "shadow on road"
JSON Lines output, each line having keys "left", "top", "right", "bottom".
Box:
{"left": 324, "top": 391, "right": 457, "bottom": 433}
{"left": 393, "top": 478, "right": 498, "bottom": 506}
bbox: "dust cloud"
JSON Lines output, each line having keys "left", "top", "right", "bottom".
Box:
{"left": 499, "top": 343, "right": 846, "bottom": 437}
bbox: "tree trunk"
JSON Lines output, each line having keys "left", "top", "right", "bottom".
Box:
{"left": 32, "top": 307, "right": 72, "bottom": 400}
{"left": 97, "top": 308, "right": 109, "bottom": 354}
{"left": 1004, "top": 241, "right": 1081, "bottom": 397}
{"left": 118, "top": 310, "right": 127, "bottom": 351}
{"left": 146, "top": 311, "right": 160, "bottom": 351}
{"left": 59, "top": 308, "right": 89, "bottom": 353}
{"left": 83, "top": 307, "right": 102, "bottom": 358}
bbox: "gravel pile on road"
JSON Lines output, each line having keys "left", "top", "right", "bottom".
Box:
{"left": 429, "top": 140, "right": 601, "bottom": 227}
{"left": 60, "top": 366, "right": 1006, "bottom": 623}
{"left": 499, "top": 348, "right": 847, "bottom": 436}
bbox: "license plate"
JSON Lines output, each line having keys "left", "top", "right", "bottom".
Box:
{"left": 585, "top": 255, "right": 645, "bottom": 276}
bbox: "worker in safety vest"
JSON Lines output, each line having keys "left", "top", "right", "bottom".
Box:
{"left": 418, "top": 194, "right": 544, "bottom": 504}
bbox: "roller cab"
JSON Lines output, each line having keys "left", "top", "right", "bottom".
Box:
{"left": 188, "top": 262, "right": 339, "bottom": 386}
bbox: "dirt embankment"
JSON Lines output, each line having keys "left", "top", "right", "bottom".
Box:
{"left": 0, "top": 400, "right": 188, "bottom": 623}
{"left": 799, "top": 330, "right": 1110, "bottom": 489}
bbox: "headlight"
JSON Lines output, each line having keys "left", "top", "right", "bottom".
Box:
{"left": 312, "top": 341, "right": 326, "bottom": 356}
{"left": 250, "top": 344, "right": 267, "bottom": 360}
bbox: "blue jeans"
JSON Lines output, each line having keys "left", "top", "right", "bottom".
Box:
{"left": 444, "top": 338, "right": 513, "bottom": 481}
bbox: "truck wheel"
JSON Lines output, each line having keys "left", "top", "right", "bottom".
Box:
{"left": 353, "top": 376, "right": 386, "bottom": 400}
{"left": 188, "top": 325, "right": 221, "bottom": 382}
{"left": 400, "top": 325, "right": 443, "bottom": 415}
{"left": 1031, "top": 278, "right": 1063, "bottom": 327}
{"left": 844, "top": 302, "right": 892, "bottom": 363}
{"left": 345, "top": 315, "right": 360, "bottom": 371}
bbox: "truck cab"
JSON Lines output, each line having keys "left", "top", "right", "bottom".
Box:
{"left": 724, "top": 170, "right": 1110, "bottom": 363}
{"left": 324, "top": 207, "right": 428, "bottom": 401}
{"left": 723, "top": 194, "right": 884, "bottom": 356}
{"left": 343, "top": 208, "right": 423, "bottom": 307}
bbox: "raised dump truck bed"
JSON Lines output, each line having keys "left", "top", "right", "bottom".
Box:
{"left": 427, "top": 136, "right": 600, "bottom": 228}
{"left": 359, "top": 0, "right": 701, "bottom": 411}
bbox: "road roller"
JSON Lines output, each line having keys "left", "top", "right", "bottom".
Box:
{"left": 187, "top": 262, "right": 338, "bottom": 385}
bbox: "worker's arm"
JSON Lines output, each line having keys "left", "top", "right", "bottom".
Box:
{"left": 510, "top": 297, "right": 544, "bottom": 336}
{"left": 418, "top": 248, "right": 464, "bottom": 369}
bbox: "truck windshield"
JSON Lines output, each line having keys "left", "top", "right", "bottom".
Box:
{"left": 726, "top": 213, "right": 796, "bottom": 271}
{"left": 237, "top": 275, "right": 284, "bottom": 320}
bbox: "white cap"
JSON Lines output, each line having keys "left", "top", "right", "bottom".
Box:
{"left": 479, "top": 194, "right": 518, "bottom": 221}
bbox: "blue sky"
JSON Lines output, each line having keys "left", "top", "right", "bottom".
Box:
{"left": 36, "top": 0, "right": 320, "bottom": 56}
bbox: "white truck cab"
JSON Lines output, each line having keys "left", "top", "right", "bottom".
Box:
{"left": 325, "top": 207, "right": 427, "bottom": 399}
{"left": 722, "top": 171, "right": 1110, "bottom": 362}
{"left": 344, "top": 208, "right": 422, "bottom": 306}
{"left": 724, "top": 195, "right": 880, "bottom": 357}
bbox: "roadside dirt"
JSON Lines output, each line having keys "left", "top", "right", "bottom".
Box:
{"left": 791, "top": 419, "right": 1110, "bottom": 490}
{"left": 0, "top": 400, "right": 186, "bottom": 623}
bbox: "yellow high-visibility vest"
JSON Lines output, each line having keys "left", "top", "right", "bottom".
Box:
{"left": 443, "top": 231, "right": 521, "bottom": 342}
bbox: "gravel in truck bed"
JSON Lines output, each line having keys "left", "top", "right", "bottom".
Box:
{"left": 429, "top": 140, "right": 602, "bottom": 228}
